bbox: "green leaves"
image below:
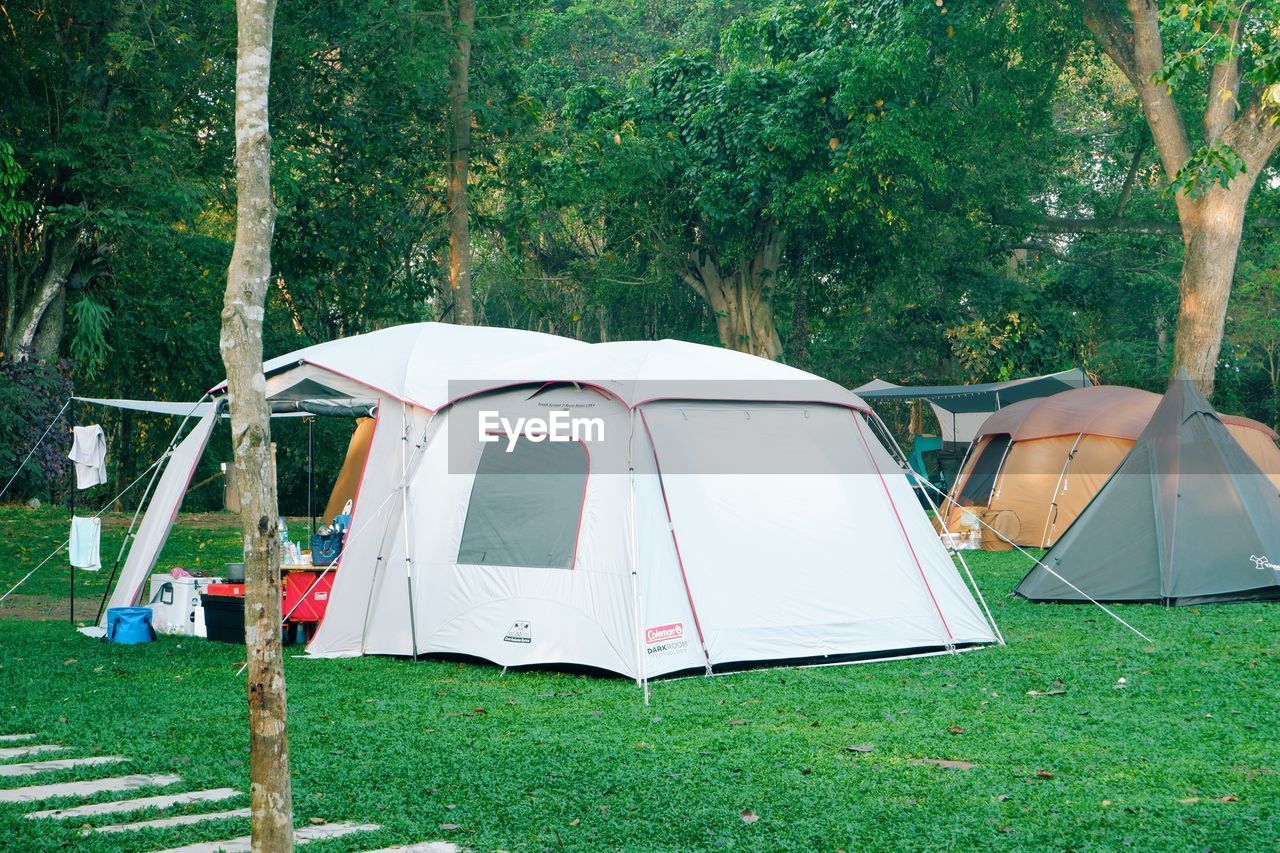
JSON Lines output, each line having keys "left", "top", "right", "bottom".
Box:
{"left": 67, "top": 295, "right": 114, "bottom": 380}
{"left": 1168, "top": 143, "right": 1247, "bottom": 198}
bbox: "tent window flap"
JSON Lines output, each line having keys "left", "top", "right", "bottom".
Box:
{"left": 457, "top": 437, "right": 588, "bottom": 569}
{"left": 958, "top": 434, "right": 1011, "bottom": 504}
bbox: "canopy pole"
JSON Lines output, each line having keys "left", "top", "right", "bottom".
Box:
{"left": 68, "top": 398, "right": 76, "bottom": 625}
{"left": 306, "top": 416, "right": 315, "bottom": 537}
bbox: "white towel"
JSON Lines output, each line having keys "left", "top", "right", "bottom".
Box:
{"left": 69, "top": 516, "right": 101, "bottom": 571}
{"left": 68, "top": 425, "right": 107, "bottom": 489}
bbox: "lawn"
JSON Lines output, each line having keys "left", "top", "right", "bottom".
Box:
{"left": 1, "top": 506, "right": 1277, "bottom": 851}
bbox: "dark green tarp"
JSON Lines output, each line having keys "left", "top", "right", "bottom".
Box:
{"left": 1015, "top": 373, "right": 1280, "bottom": 606}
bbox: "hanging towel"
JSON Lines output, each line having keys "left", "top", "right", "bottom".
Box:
{"left": 68, "top": 424, "right": 108, "bottom": 489}
{"left": 69, "top": 516, "right": 102, "bottom": 571}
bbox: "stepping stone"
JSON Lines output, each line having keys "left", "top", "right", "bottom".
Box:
{"left": 0, "top": 755, "right": 126, "bottom": 777}
{"left": 153, "top": 821, "right": 382, "bottom": 852}
{"left": 0, "top": 734, "right": 37, "bottom": 743}
{"left": 0, "top": 744, "right": 67, "bottom": 760}
{"left": 89, "top": 807, "right": 252, "bottom": 834}
{"left": 27, "top": 787, "right": 241, "bottom": 820}
{"left": 362, "top": 844, "right": 460, "bottom": 852}
{"left": 0, "top": 773, "right": 181, "bottom": 803}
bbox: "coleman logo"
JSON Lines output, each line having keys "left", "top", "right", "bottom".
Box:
{"left": 504, "top": 620, "right": 531, "bottom": 643}
{"left": 1250, "top": 555, "right": 1280, "bottom": 571}
{"left": 646, "top": 623, "right": 683, "bottom": 645}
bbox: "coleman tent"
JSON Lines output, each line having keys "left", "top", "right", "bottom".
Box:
{"left": 93, "top": 323, "right": 998, "bottom": 682}
{"left": 1016, "top": 375, "right": 1280, "bottom": 605}
{"left": 941, "top": 385, "right": 1280, "bottom": 548}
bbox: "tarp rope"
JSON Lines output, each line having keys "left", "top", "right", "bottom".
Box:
{"left": 908, "top": 469, "right": 1153, "bottom": 645}
{"left": 0, "top": 397, "right": 72, "bottom": 504}
{"left": 852, "top": 413, "right": 955, "bottom": 645}
{"left": 0, "top": 453, "right": 170, "bottom": 606}
{"left": 864, "top": 411, "right": 1004, "bottom": 646}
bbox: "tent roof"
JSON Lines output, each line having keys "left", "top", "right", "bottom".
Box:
{"left": 1016, "top": 374, "right": 1280, "bottom": 605}
{"left": 853, "top": 368, "right": 1091, "bottom": 414}
{"left": 972, "top": 385, "right": 1280, "bottom": 443}
{"left": 216, "top": 323, "right": 868, "bottom": 411}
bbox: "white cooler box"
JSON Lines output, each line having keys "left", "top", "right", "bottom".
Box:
{"left": 148, "top": 574, "right": 223, "bottom": 637}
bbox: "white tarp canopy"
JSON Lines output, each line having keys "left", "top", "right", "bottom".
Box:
{"left": 102, "top": 323, "right": 998, "bottom": 680}
{"left": 95, "top": 408, "right": 219, "bottom": 624}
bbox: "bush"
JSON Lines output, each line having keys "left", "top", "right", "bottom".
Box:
{"left": 0, "top": 356, "right": 74, "bottom": 503}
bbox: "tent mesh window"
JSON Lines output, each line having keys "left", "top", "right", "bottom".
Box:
{"left": 958, "top": 434, "right": 1011, "bottom": 505}
{"left": 457, "top": 436, "right": 589, "bottom": 569}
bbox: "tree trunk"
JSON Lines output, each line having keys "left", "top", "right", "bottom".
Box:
{"left": 681, "top": 229, "right": 786, "bottom": 359}
{"left": 9, "top": 235, "right": 77, "bottom": 361}
{"left": 1171, "top": 182, "right": 1253, "bottom": 397}
{"left": 32, "top": 285, "right": 66, "bottom": 362}
{"left": 220, "top": 0, "right": 292, "bottom": 850}
{"left": 444, "top": 0, "right": 476, "bottom": 325}
{"left": 787, "top": 271, "right": 809, "bottom": 368}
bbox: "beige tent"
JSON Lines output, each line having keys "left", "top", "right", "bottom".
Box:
{"left": 942, "top": 386, "right": 1280, "bottom": 548}
{"left": 323, "top": 417, "right": 375, "bottom": 521}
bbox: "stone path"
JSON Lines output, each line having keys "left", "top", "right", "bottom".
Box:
{"left": 26, "top": 787, "right": 241, "bottom": 820}
{"left": 152, "top": 821, "right": 384, "bottom": 852}
{"left": 0, "top": 755, "right": 126, "bottom": 777}
{"left": 0, "top": 773, "right": 183, "bottom": 804}
{"left": 1, "top": 731, "right": 458, "bottom": 851}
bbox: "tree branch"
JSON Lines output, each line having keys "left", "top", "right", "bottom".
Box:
{"left": 1202, "top": 15, "right": 1242, "bottom": 144}
{"left": 1081, "top": 0, "right": 1139, "bottom": 86}
{"left": 991, "top": 210, "right": 1280, "bottom": 235}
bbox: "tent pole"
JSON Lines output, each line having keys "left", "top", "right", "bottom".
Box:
{"left": 400, "top": 403, "right": 419, "bottom": 661}
{"left": 1039, "top": 432, "right": 1083, "bottom": 548}
{"left": 625, "top": 408, "right": 648, "bottom": 702}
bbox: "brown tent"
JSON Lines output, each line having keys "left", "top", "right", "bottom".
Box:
{"left": 942, "top": 386, "right": 1280, "bottom": 548}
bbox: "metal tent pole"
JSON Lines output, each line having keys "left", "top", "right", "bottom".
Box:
{"left": 68, "top": 400, "right": 76, "bottom": 625}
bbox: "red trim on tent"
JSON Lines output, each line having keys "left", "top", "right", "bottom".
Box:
{"left": 637, "top": 407, "right": 714, "bottom": 670}
{"left": 851, "top": 412, "right": 954, "bottom": 643}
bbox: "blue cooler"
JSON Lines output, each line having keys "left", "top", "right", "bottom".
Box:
{"left": 106, "top": 607, "right": 155, "bottom": 644}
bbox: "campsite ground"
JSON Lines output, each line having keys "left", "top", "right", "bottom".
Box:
{"left": 1, "top": 506, "right": 1277, "bottom": 851}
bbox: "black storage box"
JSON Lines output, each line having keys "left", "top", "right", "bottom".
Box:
{"left": 202, "top": 593, "right": 245, "bottom": 643}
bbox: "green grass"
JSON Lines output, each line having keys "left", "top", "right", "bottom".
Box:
{"left": 1, "top": 507, "right": 1278, "bottom": 851}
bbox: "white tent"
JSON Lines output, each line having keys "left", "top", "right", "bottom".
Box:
{"left": 98, "top": 323, "right": 998, "bottom": 680}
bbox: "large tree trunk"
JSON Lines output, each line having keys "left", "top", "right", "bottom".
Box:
{"left": 444, "top": 0, "right": 476, "bottom": 325}
{"left": 32, "top": 285, "right": 66, "bottom": 362}
{"left": 681, "top": 229, "right": 786, "bottom": 359}
{"left": 220, "top": 0, "right": 292, "bottom": 850}
{"left": 8, "top": 235, "right": 77, "bottom": 361}
{"left": 1171, "top": 183, "right": 1253, "bottom": 395}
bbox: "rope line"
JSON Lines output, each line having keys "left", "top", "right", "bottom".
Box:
{"left": 0, "top": 397, "right": 72, "bottom": 503}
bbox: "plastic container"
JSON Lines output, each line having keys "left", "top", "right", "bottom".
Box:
{"left": 201, "top": 594, "right": 246, "bottom": 643}
{"left": 106, "top": 607, "right": 155, "bottom": 644}
{"left": 206, "top": 583, "right": 245, "bottom": 597}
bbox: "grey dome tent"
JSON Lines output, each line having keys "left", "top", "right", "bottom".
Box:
{"left": 1015, "top": 372, "right": 1280, "bottom": 606}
